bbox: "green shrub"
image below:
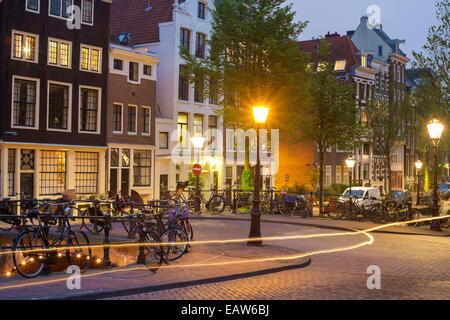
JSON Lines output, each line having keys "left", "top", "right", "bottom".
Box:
{"left": 240, "top": 169, "right": 253, "bottom": 191}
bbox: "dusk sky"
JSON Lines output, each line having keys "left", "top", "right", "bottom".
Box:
{"left": 288, "top": 0, "right": 439, "bottom": 64}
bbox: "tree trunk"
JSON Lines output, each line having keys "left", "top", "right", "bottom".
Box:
{"left": 245, "top": 136, "right": 250, "bottom": 170}
{"left": 386, "top": 155, "right": 392, "bottom": 198}
{"left": 318, "top": 149, "right": 324, "bottom": 210}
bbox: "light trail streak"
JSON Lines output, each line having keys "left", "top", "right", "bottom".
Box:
{"left": 0, "top": 215, "right": 447, "bottom": 292}
{"left": 0, "top": 214, "right": 447, "bottom": 256}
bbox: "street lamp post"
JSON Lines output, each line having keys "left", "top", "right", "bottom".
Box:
{"left": 415, "top": 160, "right": 423, "bottom": 205}
{"left": 346, "top": 158, "right": 356, "bottom": 217}
{"left": 248, "top": 106, "right": 269, "bottom": 246}
{"left": 192, "top": 136, "right": 205, "bottom": 211}
{"left": 427, "top": 119, "right": 444, "bottom": 231}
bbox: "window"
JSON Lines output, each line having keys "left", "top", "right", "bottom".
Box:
{"left": 361, "top": 55, "right": 367, "bottom": 67}
{"left": 180, "top": 28, "right": 190, "bottom": 52}
{"left": 209, "top": 77, "right": 219, "bottom": 105}
{"left": 21, "top": 150, "right": 35, "bottom": 170}
{"left": 363, "top": 143, "right": 370, "bottom": 155}
{"left": 336, "top": 166, "right": 342, "bottom": 184}
{"left": 133, "top": 150, "right": 151, "bottom": 187}
{"left": 334, "top": 60, "right": 346, "bottom": 71}
{"left": 129, "top": 62, "right": 139, "bottom": 82}
{"left": 343, "top": 166, "right": 349, "bottom": 185}
{"left": 12, "top": 30, "right": 38, "bottom": 63}
{"left": 110, "top": 148, "right": 119, "bottom": 167}
{"left": 363, "top": 164, "right": 369, "bottom": 180}
{"left": 208, "top": 116, "right": 217, "bottom": 150}
{"left": 378, "top": 45, "right": 383, "bottom": 56}
{"left": 79, "top": 88, "right": 100, "bottom": 132}
{"left": 75, "top": 152, "right": 98, "bottom": 194}
{"left": 81, "top": 0, "right": 94, "bottom": 24}
{"left": 194, "top": 74, "right": 204, "bottom": 103}
{"left": 26, "top": 0, "right": 40, "bottom": 12}
{"left": 80, "top": 45, "right": 101, "bottom": 73}
{"left": 143, "top": 65, "right": 152, "bottom": 76}
{"left": 12, "top": 77, "right": 38, "bottom": 128}
{"left": 193, "top": 114, "right": 203, "bottom": 138}
{"left": 128, "top": 105, "right": 137, "bottom": 133}
{"left": 113, "top": 59, "right": 123, "bottom": 70}
{"left": 48, "top": 83, "right": 70, "bottom": 130}
{"left": 198, "top": 1, "right": 206, "bottom": 19}
{"left": 142, "top": 107, "right": 151, "bottom": 135}
{"left": 8, "top": 150, "right": 15, "bottom": 196}
{"left": 159, "top": 132, "right": 169, "bottom": 149}
{"left": 40, "top": 150, "right": 66, "bottom": 195}
{"left": 179, "top": 65, "right": 189, "bottom": 101}
{"left": 48, "top": 39, "right": 71, "bottom": 68}
{"left": 122, "top": 149, "right": 130, "bottom": 167}
{"left": 113, "top": 104, "right": 122, "bottom": 133}
{"left": 49, "top": 0, "right": 73, "bottom": 19}
{"left": 178, "top": 112, "right": 188, "bottom": 148}
{"left": 326, "top": 166, "right": 331, "bottom": 186}
{"left": 196, "top": 33, "right": 206, "bottom": 58}
{"left": 397, "top": 65, "right": 401, "bottom": 83}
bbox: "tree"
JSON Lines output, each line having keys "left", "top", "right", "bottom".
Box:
{"left": 365, "top": 96, "right": 412, "bottom": 197}
{"left": 412, "top": 0, "right": 450, "bottom": 187}
{"left": 181, "top": 0, "right": 310, "bottom": 183}
{"left": 296, "top": 40, "right": 361, "bottom": 208}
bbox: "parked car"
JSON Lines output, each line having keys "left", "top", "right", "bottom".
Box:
{"left": 338, "top": 187, "right": 382, "bottom": 209}
{"left": 391, "top": 190, "right": 412, "bottom": 209}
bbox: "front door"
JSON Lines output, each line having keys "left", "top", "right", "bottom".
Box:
{"left": 121, "top": 169, "right": 130, "bottom": 196}
{"left": 20, "top": 173, "right": 34, "bottom": 198}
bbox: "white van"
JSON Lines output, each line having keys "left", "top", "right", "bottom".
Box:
{"left": 338, "top": 187, "right": 382, "bottom": 209}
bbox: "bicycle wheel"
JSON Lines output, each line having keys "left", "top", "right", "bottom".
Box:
{"left": 66, "top": 230, "right": 92, "bottom": 273}
{"left": 209, "top": 195, "right": 225, "bottom": 214}
{"left": 236, "top": 194, "right": 252, "bottom": 214}
{"left": 406, "top": 209, "right": 420, "bottom": 227}
{"left": 142, "top": 231, "right": 164, "bottom": 272}
{"left": 80, "top": 207, "right": 104, "bottom": 234}
{"left": 159, "top": 228, "right": 188, "bottom": 261}
{"left": 12, "top": 230, "right": 46, "bottom": 278}
{"left": 336, "top": 204, "right": 347, "bottom": 220}
{"left": 383, "top": 206, "right": 398, "bottom": 224}
{"left": 278, "top": 202, "right": 295, "bottom": 216}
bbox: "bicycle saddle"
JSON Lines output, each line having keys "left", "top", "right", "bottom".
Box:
{"left": 27, "top": 209, "right": 40, "bottom": 219}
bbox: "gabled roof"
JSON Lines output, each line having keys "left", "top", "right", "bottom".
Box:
{"left": 298, "top": 34, "right": 360, "bottom": 74}
{"left": 111, "top": 0, "right": 178, "bottom": 45}
{"left": 373, "top": 28, "right": 406, "bottom": 57}
{"left": 406, "top": 68, "right": 435, "bottom": 90}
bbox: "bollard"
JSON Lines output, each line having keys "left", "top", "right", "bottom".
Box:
{"left": 102, "top": 214, "right": 112, "bottom": 268}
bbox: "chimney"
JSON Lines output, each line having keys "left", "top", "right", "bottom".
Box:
{"left": 325, "top": 32, "right": 340, "bottom": 38}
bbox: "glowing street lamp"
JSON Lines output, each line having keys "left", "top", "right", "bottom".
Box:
{"left": 248, "top": 106, "right": 269, "bottom": 245}
{"left": 427, "top": 119, "right": 444, "bottom": 231}
{"left": 415, "top": 160, "right": 423, "bottom": 205}
{"left": 346, "top": 158, "right": 356, "bottom": 194}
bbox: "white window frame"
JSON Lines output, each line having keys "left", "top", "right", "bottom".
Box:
{"left": 127, "top": 105, "right": 138, "bottom": 135}
{"left": 81, "top": 0, "right": 94, "bottom": 26}
{"left": 48, "top": 0, "right": 74, "bottom": 20}
{"left": 48, "top": 37, "right": 72, "bottom": 69}
{"left": 78, "top": 85, "right": 102, "bottom": 134}
{"left": 128, "top": 61, "right": 139, "bottom": 83}
{"left": 26, "top": 0, "right": 40, "bottom": 13}
{"left": 11, "top": 30, "right": 39, "bottom": 64}
{"left": 79, "top": 44, "right": 102, "bottom": 74}
{"left": 112, "top": 102, "right": 123, "bottom": 134}
{"left": 141, "top": 106, "right": 151, "bottom": 136}
{"left": 11, "top": 75, "right": 40, "bottom": 130}
{"left": 47, "top": 80, "right": 73, "bottom": 132}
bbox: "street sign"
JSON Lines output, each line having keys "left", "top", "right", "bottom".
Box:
{"left": 193, "top": 163, "right": 202, "bottom": 176}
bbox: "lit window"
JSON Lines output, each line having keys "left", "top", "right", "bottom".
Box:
{"left": 361, "top": 55, "right": 367, "bottom": 67}
{"left": 178, "top": 112, "right": 188, "bottom": 148}
{"left": 334, "top": 60, "right": 346, "bottom": 71}
{"left": 40, "top": 150, "right": 67, "bottom": 195}
{"left": 48, "top": 39, "right": 71, "bottom": 68}
{"left": 80, "top": 45, "right": 101, "bottom": 72}
{"left": 317, "top": 62, "right": 326, "bottom": 72}
{"left": 12, "top": 31, "right": 38, "bottom": 63}
{"left": 75, "top": 152, "right": 98, "bottom": 194}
